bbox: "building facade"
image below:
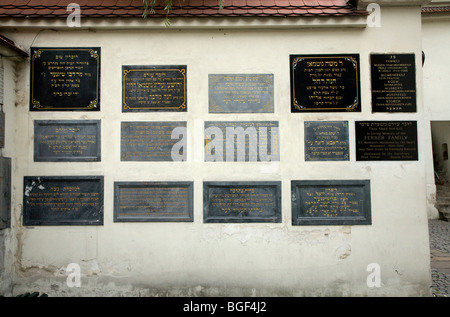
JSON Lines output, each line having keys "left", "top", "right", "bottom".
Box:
{"left": 0, "top": 0, "right": 440, "bottom": 296}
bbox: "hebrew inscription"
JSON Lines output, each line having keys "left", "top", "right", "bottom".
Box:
{"left": 291, "top": 180, "right": 371, "bottom": 225}
{"left": 122, "top": 65, "right": 187, "bottom": 112}
{"left": 30, "top": 47, "right": 100, "bottom": 111}
{"left": 209, "top": 74, "right": 274, "bottom": 113}
{"left": 23, "top": 176, "right": 104, "bottom": 226}
{"left": 34, "top": 120, "right": 101, "bottom": 162}
{"left": 290, "top": 54, "right": 361, "bottom": 112}
{"left": 203, "top": 182, "right": 281, "bottom": 223}
{"left": 114, "top": 182, "right": 193, "bottom": 222}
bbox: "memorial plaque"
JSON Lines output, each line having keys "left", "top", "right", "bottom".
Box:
{"left": 371, "top": 54, "right": 416, "bottom": 112}
{"left": 305, "top": 121, "right": 349, "bottom": 161}
{"left": 204, "top": 121, "right": 279, "bottom": 162}
{"left": 203, "top": 182, "right": 281, "bottom": 223}
{"left": 122, "top": 65, "right": 187, "bottom": 112}
{"left": 30, "top": 47, "right": 100, "bottom": 111}
{"left": 208, "top": 74, "right": 274, "bottom": 113}
{"left": 0, "top": 157, "right": 11, "bottom": 229}
{"left": 34, "top": 120, "right": 101, "bottom": 162}
{"left": 114, "top": 182, "right": 193, "bottom": 222}
{"left": 356, "top": 121, "right": 418, "bottom": 161}
{"left": 290, "top": 54, "right": 361, "bottom": 112}
{"left": 121, "top": 121, "right": 186, "bottom": 161}
{"left": 291, "top": 180, "right": 371, "bottom": 226}
{"left": 23, "top": 176, "right": 103, "bottom": 226}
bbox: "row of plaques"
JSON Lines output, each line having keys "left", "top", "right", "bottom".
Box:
{"left": 30, "top": 47, "right": 417, "bottom": 113}
{"left": 33, "top": 120, "right": 418, "bottom": 162}
{"left": 22, "top": 177, "right": 371, "bottom": 226}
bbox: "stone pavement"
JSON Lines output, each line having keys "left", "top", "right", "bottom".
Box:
{"left": 429, "top": 219, "right": 450, "bottom": 297}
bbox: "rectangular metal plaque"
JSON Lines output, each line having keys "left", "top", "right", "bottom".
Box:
{"left": 291, "top": 180, "right": 371, "bottom": 226}
{"left": 23, "top": 176, "right": 104, "bottom": 226}
{"left": 355, "top": 121, "right": 418, "bottom": 161}
{"left": 0, "top": 157, "right": 11, "bottom": 229}
{"left": 204, "top": 121, "right": 279, "bottom": 162}
{"left": 121, "top": 121, "right": 186, "bottom": 161}
{"left": 30, "top": 47, "right": 100, "bottom": 111}
{"left": 203, "top": 181, "right": 281, "bottom": 223}
{"left": 371, "top": 54, "right": 416, "bottom": 112}
{"left": 304, "top": 121, "right": 349, "bottom": 161}
{"left": 34, "top": 120, "right": 101, "bottom": 162}
{"left": 122, "top": 65, "right": 187, "bottom": 112}
{"left": 290, "top": 54, "right": 361, "bottom": 112}
{"left": 208, "top": 74, "right": 274, "bottom": 113}
{"left": 114, "top": 182, "right": 193, "bottom": 222}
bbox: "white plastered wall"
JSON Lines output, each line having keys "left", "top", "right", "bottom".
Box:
{"left": 1, "top": 6, "right": 432, "bottom": 296}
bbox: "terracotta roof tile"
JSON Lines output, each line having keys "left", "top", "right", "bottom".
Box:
{"left": 422, "top": 6, "right": 450, "bottom": 15}
{"left": 0, "top": 0, "right": 366, "bottom": 18}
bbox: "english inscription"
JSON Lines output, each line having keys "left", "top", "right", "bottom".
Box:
{"left": 203, "top": 182, "right": 281, "bottom": 223}
{"left": 30, "top": 47, "right": 100, "bottom": 111}
{"left": 204, "top": 121, "right": 279, "bottom": 162}
{"left": 304, "top": 121, "right": 349, "bottom": 161}
{"left": 356, "top": 121, "right": 418, "bottom": 161}
{"left": 122, "top": 65, "right": 187, "bottom": 112}
{"left": 23, "top": 176, "right": 104, "bottom": 226}
{"left": 291, "top": 180, "right": 371, "bottom": 225}
{"left": 290, "top": 54, "right": 361, "bottom": 112}
{"left": 121, "top": 121, "right": 186, "bottom": 161}
{"left": 114, "top": 182, "right": 193, "bottom": 222}
{"left": 34, "top": 120, "right": 101, "bottom": 162}
{"left": 371, "top": 54, "right": 416, "bottom": 112}
{"left": 209, "top": 74, "right": 274, "bottom": 113}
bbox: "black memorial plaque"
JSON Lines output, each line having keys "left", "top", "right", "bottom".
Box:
{"left": 204, "top": 121, "right": 279, "bottom": 162}
{"left": 114, "top": 182, "right": 193, "bottom": 222}
{"left": 30, "top": 47, "right": 100, "bottom": 111}
{"left": 0, "top": 157, "right": 11, "bottom": 229}
{"left": 34, "top": 120, "right": 101, "bottom": 162}
{"left": 290, "top": 54, "right": 361, "bottom": 112}
{"left": 209, "top": 74, "right": 274, "bottom": 113}
{"left": 291, "top": 180, "right": 371, "bottom": 226}
{"left": 122, "top": 65, "right": 187, "bottom": 112}
{"left": 203, "top": 182, "right": 281, "bottom": 223}
{"left": 23, "top": 176, "right": 104, "bottom": 226}
{"left": 121, "top": 121, "right": 186, "bottom": 161}
{"left": 304, "top": 121, "right": 349, "bottom": 161}
{"left": 371, "top": 54, "right": 416, "bottom": 112}
{"left": 355, "top": 121, "right": 418, "bottom": 161}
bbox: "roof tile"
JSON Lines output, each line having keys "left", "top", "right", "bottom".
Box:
{"left": 0, "top": 0, "right": 366, "bottom": 19}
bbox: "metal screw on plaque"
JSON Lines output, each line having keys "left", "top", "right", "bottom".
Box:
{"left": 66, "top": 263, "right": 81, "bottom": 288}
{"left": 367, "top": 3, "right": 381, "bottom": 28}
{"left": 366, "top": 263, "right": 381, "bottom": 288}
{"left": 67, "top": 3, "right": 81, "bottom": 28}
